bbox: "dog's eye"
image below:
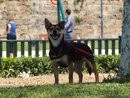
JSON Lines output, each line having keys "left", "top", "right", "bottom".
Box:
{"left": 56, "top": 27, "right": 61, "bottom": 31}
{"left": 49, "top": 26, "right": 54, "bottom": 31}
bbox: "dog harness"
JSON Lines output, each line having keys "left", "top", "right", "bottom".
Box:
{"left": 49, "top": 47, "right": 65, "bottom": 60}
{"left": 72, "top": 45, "right": 92, "bottom": 56}
{"left": 49, "top": 37, "right": 93, "bottom": 63}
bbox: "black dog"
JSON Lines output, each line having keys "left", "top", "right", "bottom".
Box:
{"left": 45, "top": 18, "right": 99, "bottom": 84}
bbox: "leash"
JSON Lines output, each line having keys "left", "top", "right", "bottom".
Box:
{"left": 72, "top": 45, "right": 92, "bottom": 56}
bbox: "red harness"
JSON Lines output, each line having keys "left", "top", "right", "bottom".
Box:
{"left": 72, "top": 45, "right": 92, "bottom": 56}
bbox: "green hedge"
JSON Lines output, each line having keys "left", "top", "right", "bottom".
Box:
{"left": 0, "top": 57, "right": 52, "bottom": 78}
{"left": 95, "top": 55, "right": 120, "bottom": 73}
{"left": 0, "top": 55, "right": 120, "bottom": 78}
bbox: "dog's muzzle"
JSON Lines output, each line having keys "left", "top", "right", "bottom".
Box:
{"left": 50, "top": 32, "right": 60, "bottom": 40}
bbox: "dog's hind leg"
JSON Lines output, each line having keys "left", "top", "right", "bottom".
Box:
{"left": 75, "top": 61, "right": 83, "bottom": 83}
{"left": 52, "top": 64, "right": 59, "bottom": 84}
{"left": 68, "top": 63, "right": 74, "bottom": 84}
{"left": 91, "top": 62, "right": 99, "bottom": 83}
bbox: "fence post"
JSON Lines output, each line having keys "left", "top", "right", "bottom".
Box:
{"left": 28, "top": 41, "right": 32, "bottom": 56}
{"left": 98, "top": 40, "right": 102, "bottom": 55}
{"left": 14, "top": 41, "right": 17, "bottom": 57}
{"left": 105, "top": 40, "right": 108, "bottom": 54}
{"left": 91, "top": 40, "right": 95, "bottom": 54}
{"left": 35, "top": 41, "right": 39, "bottom": 57}
{"left": 6, "top": 41, "right": 10, "bottom": 57}
{"left": 21, "top": 42, "right": 25, "bottom": 56}
{"left": 84, "top": 40, "right": 88, "bottom": 45}
{"left": 112, "top": 40, "right": 115, "bottom": 55}
{"left": 42, "top": 41, "right": 46, "bottom": 56}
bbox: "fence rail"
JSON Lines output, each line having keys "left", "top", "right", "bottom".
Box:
{"left": 0, "top": 37, "right": 121, "bottom": 58}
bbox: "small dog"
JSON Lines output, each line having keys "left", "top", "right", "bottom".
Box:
{"left": 45, "top": 18, "right": 99, "bottom": 84}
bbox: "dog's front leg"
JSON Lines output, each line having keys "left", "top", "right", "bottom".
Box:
{"left": 52, "top": 64, "right": 59, "bottom": 84}
{"left": 68, "top": 64, "right": 74, "bottom": 84}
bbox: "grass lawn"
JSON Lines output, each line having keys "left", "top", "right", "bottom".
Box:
{"left": 0, "top": 83, "right": 130, "bottom": 98}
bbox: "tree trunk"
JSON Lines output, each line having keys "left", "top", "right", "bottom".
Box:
{"left": 117, "top": 0, "right": 130, "bottom": 77}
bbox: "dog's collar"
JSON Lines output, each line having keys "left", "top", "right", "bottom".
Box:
{"left": 49, "top": 52, "right": 64, "bottom": 60}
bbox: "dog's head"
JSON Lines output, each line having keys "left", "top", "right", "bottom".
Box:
{"left": 45, "top": 18, "right": 65, "bottom": 40}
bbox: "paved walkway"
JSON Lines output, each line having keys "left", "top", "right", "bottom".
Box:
{"left": 0, "top": 73, "right": 115, "bottom": 87}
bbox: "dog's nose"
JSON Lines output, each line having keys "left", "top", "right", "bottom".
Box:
{"left": 53, "top": 31, "right": 58, "bottom": 36}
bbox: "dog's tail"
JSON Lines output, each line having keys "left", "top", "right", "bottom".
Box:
{"left": 87, "top": 66, "right": 92, "bottom": 75}
{"left": 85, "top": 61, "right": 92, "bottom": 75}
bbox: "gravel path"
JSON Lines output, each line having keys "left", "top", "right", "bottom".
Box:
{"left": 0, "top": 73, "right": 115, "bottom": 88}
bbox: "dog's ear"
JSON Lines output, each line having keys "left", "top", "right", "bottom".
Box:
{"left": 58, "top": 21, "right": 65, "bottom": 29}
{"left": 45, "top": 18, "right": 52, "bottom": 30}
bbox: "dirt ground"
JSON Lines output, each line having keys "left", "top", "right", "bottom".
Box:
{"left": 0, "top": 73, "right": 115, "bottom": 88}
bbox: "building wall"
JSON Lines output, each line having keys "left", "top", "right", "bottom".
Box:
{"left": 0, "top": 0, "right": 123, "bottom": 39}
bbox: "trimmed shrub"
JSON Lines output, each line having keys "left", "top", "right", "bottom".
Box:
{"left": 95, "top": 55, "right": 120, "bottom": 73}
{"left": 0, "top": 55, "right": 120, "bottom": 78}
{"left": 0, "top": 57, "right": 52, "bottom": 78}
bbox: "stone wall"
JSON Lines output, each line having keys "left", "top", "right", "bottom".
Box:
{"left": 0, "top": 0, "right": 123, "bottom": 39}
{"left": 70, "top": 0, "right": 123, "bottom": 38}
